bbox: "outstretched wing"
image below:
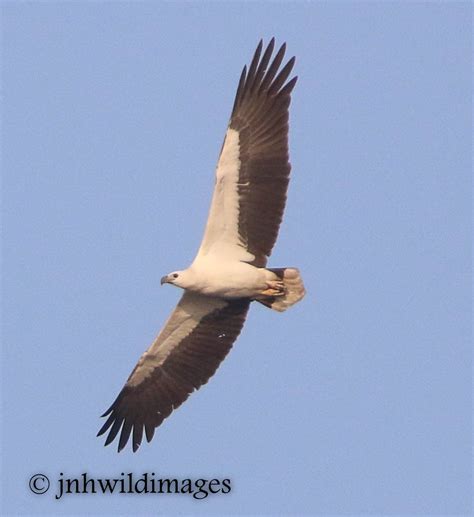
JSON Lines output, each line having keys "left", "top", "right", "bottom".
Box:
{"left": 197, "top": 39, "right": 297, "bottom": 267}
{"left": 98, "top": 293, "right": 250, "bottom": 452}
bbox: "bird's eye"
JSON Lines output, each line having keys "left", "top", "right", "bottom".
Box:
{"left": 173, "top": 273, "right": 179, "bottom": 279}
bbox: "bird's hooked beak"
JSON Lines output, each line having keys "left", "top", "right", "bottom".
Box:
{"left": 160, "top": 275, "right": 171, "bottom": 285}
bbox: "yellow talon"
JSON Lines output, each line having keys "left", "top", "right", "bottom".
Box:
{"left": 260, "top": 281, "right": 286, "bottom": 297}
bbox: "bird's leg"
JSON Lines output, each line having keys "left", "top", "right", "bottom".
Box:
{"left": 259, "top": 280, "right": 286, "bottom": 297}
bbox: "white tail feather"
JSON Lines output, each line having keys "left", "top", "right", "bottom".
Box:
{"left": 257, "top": 267, "right": 305, "bottom": 312}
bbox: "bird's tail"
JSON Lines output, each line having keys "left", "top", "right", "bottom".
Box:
{"left": 256, "top": 267, "right": 306, "bottom": 312}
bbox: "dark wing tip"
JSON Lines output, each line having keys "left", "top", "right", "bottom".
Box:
{"left": 97, "top": 416, "right": 112, "bottom": 437}
{"left": 231, "top": 39, "right": 297, "bottom": 118}
{"left": 145, "top": 424, "right": 155, "bottom": 443}
{"left": 98, "top": 391, "right": 135, "bottom": 451}
{"left": 279, "top": 75, "right": 298, "bottom": 97}
{"left": 117, "top": 420, "right": 133, "bottom": 452}
{"left": 98, "top": 407, "right": 143, "bottom": 453}
{"left": 133, "top": 422, "right": 144, "bottom": 452}
{"left": 98, "top": 410, "right": 130, "bottom": 451}
{"left": 97, "top": 386, "right": 168, "bottom": 453}
{"left": 100, "top": 406, "right": 113, "bottom": 419}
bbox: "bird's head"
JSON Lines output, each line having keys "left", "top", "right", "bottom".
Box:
{"left": 160, "top": 270, "right": 188, "bottom": 289}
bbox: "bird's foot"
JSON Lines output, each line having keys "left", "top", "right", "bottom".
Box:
{"left": 259, "top": 280, "right": 286, "bottom": 297}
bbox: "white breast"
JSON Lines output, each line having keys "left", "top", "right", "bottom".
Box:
{"left": 190, "top": 255, "right": 266, "bottom": 299}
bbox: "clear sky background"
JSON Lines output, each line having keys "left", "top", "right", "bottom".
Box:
{"left": 1, "top": 2, "right": 472, "bottom": 516}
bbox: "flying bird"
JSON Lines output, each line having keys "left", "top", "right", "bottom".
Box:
{"left": 98, "top": 39, "right": 305, "bottom": 452}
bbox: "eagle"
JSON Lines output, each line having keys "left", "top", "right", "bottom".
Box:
{"left": 98, "top": 39, "right": 305, "bottom": 452}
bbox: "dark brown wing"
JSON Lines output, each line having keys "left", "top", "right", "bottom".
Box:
{"left": 231, "top": 39, "right": 297, "bottom": 267}
{"left": 98, "top": 293, "right": 250, "bottom": 452}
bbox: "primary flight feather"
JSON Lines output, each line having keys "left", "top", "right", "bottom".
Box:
{"left": 98, "top": 39, "right": 305, "bottom": 452}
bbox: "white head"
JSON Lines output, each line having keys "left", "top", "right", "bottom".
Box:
{"left": 160, "top": 269, "right": 195, "bottom": 290}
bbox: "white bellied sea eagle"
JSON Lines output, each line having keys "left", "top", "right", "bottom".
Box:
{"left": 98, "top": 39, "right": 306, "bottom": 452}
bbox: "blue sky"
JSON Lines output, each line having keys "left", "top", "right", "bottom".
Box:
{"left": 1, "top": 2, "right": 471, "bottom": 515}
